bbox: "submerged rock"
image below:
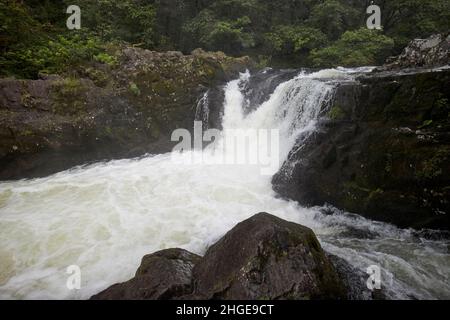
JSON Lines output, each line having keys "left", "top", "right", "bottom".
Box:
{"left": 91, "top": 248, "right": 201, "bottom": 300}
{"left": 92, "top": 213, "right": 348, "bottom": 300}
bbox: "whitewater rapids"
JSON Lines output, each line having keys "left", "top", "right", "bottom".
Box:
{"left": 0, "top": 69, "right": 449, "bottom": 300}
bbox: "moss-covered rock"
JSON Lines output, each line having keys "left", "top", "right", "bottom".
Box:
{"left": 0, "top": 46, "right": 254, "bottom": 180}
{"left": 273, "top": 69, "right": 450, "bottom": 230}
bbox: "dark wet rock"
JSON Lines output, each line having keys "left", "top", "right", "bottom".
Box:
{"left": 273, "top": 69, "right": 450, "bottom": 230}
{"left": 91, "top": 213, "right": 351, "bottom": 300}
{"left": 412, "top": 229, "right": 450, "bottom": 241}
{"left": 194, "top": 85, "right": 226, "bottom": 131}
{"left": 326, "top": 254, "right": 378, "bottom": 300}
{"left": 241, "top": 68, "right": 298, "bottom": 114}
{"left": 0, "top": 47, "right": 253, "bottom": 180}
{"left": 90, "top": 248, "right": 201, "bottom": 300}
{"left": 377, "top": 34, "right": 449, "bottom": 71}
{"left": 191, "top": 212, "right": 346, "bottom": 300}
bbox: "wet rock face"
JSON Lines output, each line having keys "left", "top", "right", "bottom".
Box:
{"left": 326, "top": 254, "right": 378, "bottom": 300}
{"left": 191, "top": 213, "right": 346, "bottom": 300}
{"left": 91, "top": 249, "right": 201, "bottom": 300}
{"left": 379, "top": 33, "right": 449, "bottom": 71}
{"left": 0, "top": 47, "right": 253, "bottom": 180}
{"left": 241, "top": 68, "right": 299, "bottom": 114}
{"left": 273, "top": 70, "right": 450, "bottom": 230}
{"left": 91, "top": 213, "right": 348, "bottom": 300}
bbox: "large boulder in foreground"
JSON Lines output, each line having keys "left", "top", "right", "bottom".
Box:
{"left": 91, "top": 249, "right": 201, "bottom": 300}
{"left": 192, "top": 213, "right": 346, "bottom": 300}
{"left": 90, "top": 213, "right": 347, "bottom": 300}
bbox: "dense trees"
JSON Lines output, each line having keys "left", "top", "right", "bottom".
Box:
{"left": 1, "top": 0, "right": 448, "bottom": 78}
{"left": 176, "top": 0, "right": 448, "bottom": 67}
{"left": 310, "top": 28, "right": 395, "bottom": 67}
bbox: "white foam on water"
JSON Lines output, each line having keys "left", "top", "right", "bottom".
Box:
{"left": 0, "top": 70, "right": 449, "bottom": 300}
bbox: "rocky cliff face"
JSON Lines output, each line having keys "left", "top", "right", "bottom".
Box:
{"left": 273, "top": 68, "right": 450, "bottom": 230}
{"left": 0, "top": 47, "right": 253, "bottom": 180}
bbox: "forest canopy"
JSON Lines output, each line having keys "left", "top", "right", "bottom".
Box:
{"left": 1, "top": 0, "right": 449, "bottom": 78}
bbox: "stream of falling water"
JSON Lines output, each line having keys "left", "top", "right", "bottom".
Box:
{"left": 0, "top": 69, "right": 448, "bottom": 300}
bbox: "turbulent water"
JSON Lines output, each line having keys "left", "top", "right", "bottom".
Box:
{"left": 0, "top": 69, "right": 449, "bottom": 300}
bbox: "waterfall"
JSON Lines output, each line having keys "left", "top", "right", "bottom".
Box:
{"left": 0, "top": 69, "right": 449, "bottom": 300}
{"left": 224, "top": 70, "right": 336, "bottom": 164}
{"left": 195, "top": 90, "right": 210, "bottom": 130}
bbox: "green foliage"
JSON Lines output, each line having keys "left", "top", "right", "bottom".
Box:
{"left": 311, "top": 28, "right": 395, "bottom": 67}
{"left": 94, "top": 53, "right": 118, "bottom": 66}
{"left": 206, "top": 19, "right": 254, "bottom": 53}
{"left": 182, "top": 10, "right": 254, "bottom": 54}
{"left": 69, "top": 0, "right": 156, "bottom": 48}
{"left": 2, "top": 33, "right": 104, "bottom": 78}
{"left": 264, "top": 25, "right": 327, "bottom": 56}
{"left": 0, "top": 0, "right": 40, "bottom": 50}
{"left": 1, "top": 0, "right": 449, "bottom": 77}
{"left": 380, "top": 0, "right": 450, "bottom": 50}
{"left": 419, "top": 119, "right": 433, "bottom": 129}
{"left": 129, "top": 82, "right": 141, "bottom": 96}
{"left": 308, "top": 0, "right": 360, "bottom": 41}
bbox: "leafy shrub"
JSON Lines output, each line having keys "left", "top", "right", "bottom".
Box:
{"left": 311, "top": 28, "right": 395, "bottom": 67}
{"left": 94, "top": 53, "right": 118, "bottom": 66}
{"left": 67, "top": 0, "right": 156, "bottom": 48}
{"left": 264, "top": 25, "right": 327, "bottom": 56}
{"left": 2, "top": 34, "right": 104, "bottom": 78}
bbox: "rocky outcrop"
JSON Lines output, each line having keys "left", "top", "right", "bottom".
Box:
{"left": 241, "top": 68, "right": 299, "bottom": 114}
{"left": 0, "top": 47, "right": 253, "bottom": 180}
{"left": 91, "top": 248, "right": 201, "bottom": 300}
{"left": 91, "top": 213, "right": 348, "bottom": 300}
{"left": 191, "top": 213, "right": 346, "bottom": 300}
{"left": 273, "top": 69, "right": 450, "bottom": 230}
{"left": 378, "top": 34, "right": 449, "bottom": 71}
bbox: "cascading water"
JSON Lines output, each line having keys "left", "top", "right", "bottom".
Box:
{"left": 0, "top": 69, "right": 449, "bottom": 300}
{"left": 195, "top": 90, "right": 210, "bottom": 129}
